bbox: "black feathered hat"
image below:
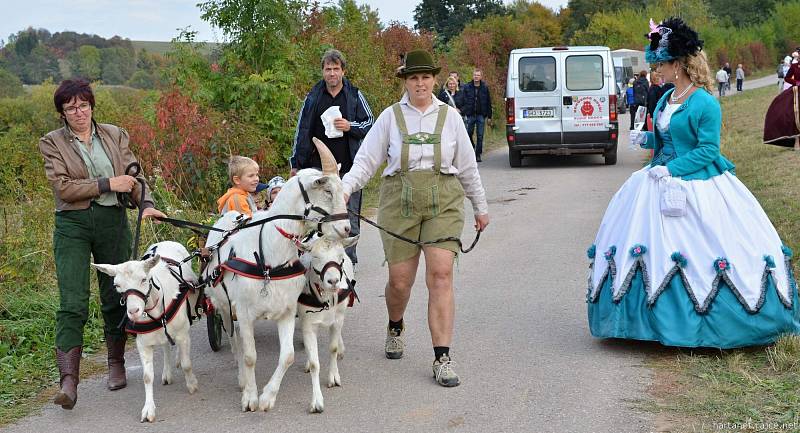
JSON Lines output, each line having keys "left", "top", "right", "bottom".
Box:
{"left": 645, "top": 17, "right": 704, "bottom": 63}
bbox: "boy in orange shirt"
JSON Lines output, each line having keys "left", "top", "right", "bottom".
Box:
{"left": 217, "top": 156, "right": 260, "bottom": 217}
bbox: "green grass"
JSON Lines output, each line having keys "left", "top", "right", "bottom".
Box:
{"left": 644, "top": 86, "right": 800, "bottom": 431}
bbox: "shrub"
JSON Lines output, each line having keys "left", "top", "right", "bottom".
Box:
{"left": 126, "top": 70, "right": 155, "bottom": 89}
{"left": 0, "top": 68, "right": 23, "bottom": 98}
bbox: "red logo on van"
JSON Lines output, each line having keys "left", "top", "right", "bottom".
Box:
{"left": 580, "top": 100, "right": 594, "bottom": 116}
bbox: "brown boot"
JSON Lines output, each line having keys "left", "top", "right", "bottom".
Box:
{"left": 54, "top": 346, "right": 82, "bottom": 409}
{"left": 106, "top": 336, "right": 127, "bottom": 390}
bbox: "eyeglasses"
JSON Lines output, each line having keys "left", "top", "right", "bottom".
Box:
{"left": 63, "top": 103, "right": 92, "bottom": 115}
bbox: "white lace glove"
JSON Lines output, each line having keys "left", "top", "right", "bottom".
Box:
{"left": 629, "top": 130, "right": 647, "bottom": 148}
{"left": 648, "top": 165, "right": 671, "bottom": 180}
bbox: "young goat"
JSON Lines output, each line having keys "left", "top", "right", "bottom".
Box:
{"left": 297, "top": 234, "right": 359, "bottom": 413}
{"left": 93, "top": 241, "right": 199, "bottom": 423}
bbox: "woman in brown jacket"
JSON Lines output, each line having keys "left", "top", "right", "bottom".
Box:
{"left": 39, "top": 79, "right": 165, "bottom": 409}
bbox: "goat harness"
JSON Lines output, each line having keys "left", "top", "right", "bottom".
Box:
{"left": 298, "top": 259, "right": 359, "bottom": 313}
{"left": 121, "top": 254, "right": 199, "bottom": 345}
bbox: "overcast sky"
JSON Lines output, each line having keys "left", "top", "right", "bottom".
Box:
{"left": 3, "top": 0, "right": 569, "bottom": 43}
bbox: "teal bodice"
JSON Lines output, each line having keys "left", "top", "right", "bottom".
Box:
{"left": 650, "top": 126, "right": 677, "bottom": 167}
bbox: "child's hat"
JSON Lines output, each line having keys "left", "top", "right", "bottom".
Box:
{"left": 266, "top": 176, "right": 286, "bottom": 201}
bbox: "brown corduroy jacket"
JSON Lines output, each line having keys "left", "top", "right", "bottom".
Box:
{"left": 39, "top": 121, "right": 154, "bottom": 211}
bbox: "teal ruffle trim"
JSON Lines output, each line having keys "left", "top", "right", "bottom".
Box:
{"left": 587, "top": 245, "right": 800, "bottom": 348}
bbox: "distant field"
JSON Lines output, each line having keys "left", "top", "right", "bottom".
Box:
{"left": 131, "top": 40, "right": 220, "bottom": 56}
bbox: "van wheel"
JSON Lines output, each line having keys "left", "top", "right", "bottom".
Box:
{"left": 604, "top": 146, "right": 618, "bottom": 165}
{"left": 509, "top": 149, "right": 522, "bottom": 167}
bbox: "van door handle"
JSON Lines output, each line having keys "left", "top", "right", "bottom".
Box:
{"left": 563, "top": 96, "right": 573, "bottom": 105}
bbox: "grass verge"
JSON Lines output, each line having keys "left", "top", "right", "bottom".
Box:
{"left": 644, "top": 85, "right": 800, "bottom": 432}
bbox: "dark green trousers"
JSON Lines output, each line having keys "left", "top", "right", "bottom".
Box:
{"left": 54, "top": 203, "right": 131, "bottom": 352}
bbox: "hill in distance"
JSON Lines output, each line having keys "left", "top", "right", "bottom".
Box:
{"left": 131, "top": 40, "right": 220, "bottom": 56}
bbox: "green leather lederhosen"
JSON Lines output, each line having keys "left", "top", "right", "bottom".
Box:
{"left": 377, "top": 103, "right": 465, "bottom": 264}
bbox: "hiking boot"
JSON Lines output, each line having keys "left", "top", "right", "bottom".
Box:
{"left": 432, "top": 354, "right": 460, "bottom": 387}
{"left": 54, "top": 346, "right": 82, "bottom": 409}
{"left": 106, "top": 336, "right": 127, "bottom": 390}
{"left": 384, "top": 324, "right": 405, "bottom": 359}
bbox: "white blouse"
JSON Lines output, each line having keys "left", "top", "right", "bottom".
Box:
{"left": 656, "top": 103, "right": 681, "bottom": 132}
{"left": 342, "top": 93, "right": 489, "bottom": 215}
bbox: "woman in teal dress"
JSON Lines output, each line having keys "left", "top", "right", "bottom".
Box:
{"left": 587, "top": 18, "right": 800, "bottom": 348}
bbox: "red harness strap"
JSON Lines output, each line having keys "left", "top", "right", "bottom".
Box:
{"left": 275, "top": 226, "right": 302, "bottom": 248}
{"left": 214, "top": 257, "right": 306, "bottom": 285}
{"left": 125, "top": 288, "right": 192, "bottom": 335}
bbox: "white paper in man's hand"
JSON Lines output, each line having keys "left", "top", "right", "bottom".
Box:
{"left": 321, "top": 106, "right": 344, "bottom": 138}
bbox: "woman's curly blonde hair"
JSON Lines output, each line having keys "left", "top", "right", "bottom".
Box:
{"left": 676, "top": 51, "right": 714, "bottom": 93}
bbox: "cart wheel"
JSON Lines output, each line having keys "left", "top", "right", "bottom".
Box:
{"left": 207, "top": 311, "right": 224, "bottom": 352}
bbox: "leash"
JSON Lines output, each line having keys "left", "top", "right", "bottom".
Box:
{"left": 118, "top": 162, "right": 147, "bottom": 259}
{"left": 154, "top": 216, "right": 226, "bottom": 234}
{"left": 152, "top": 209, "right": 482, "bottom": 254}
{"left": 349, "top": 210, "right": 482, "bottom": 254}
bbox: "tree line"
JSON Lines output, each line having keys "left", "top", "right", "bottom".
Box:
{"left": 0, "top": 28, "right": 170, "bottom": 92}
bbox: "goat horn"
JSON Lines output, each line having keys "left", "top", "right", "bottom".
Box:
{"left": 312, "top": 137, "right": 339, "bottom": 176}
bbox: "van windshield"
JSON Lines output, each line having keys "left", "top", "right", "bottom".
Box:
{"left": 519, "top": 56, "right": 556, "bottom": 92}
{"left": 566, "top": 55, "right": 604, "bottom": 91}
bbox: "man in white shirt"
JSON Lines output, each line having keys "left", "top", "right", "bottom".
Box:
{"left": 716, "top": 67, "right": 729, "bottom": 97}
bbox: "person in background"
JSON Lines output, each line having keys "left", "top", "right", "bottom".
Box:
{"left": 723, "top": 62, "right": 732, "bottom": 92}
{"left": 784, "top": 50, "right": 800, "bottom": 89}
{"left": 631, "top": 71, "right": 650, "bottom": 130}
{"left": 217, "top": 156, "right": 260, "bottom": 217}
{"left": 461, "top": 68, "right": 492, "bottom": 162}
{"left": 735, "top": 64, "right": 745, "bottom": 92}
{"left": 779, "top": 56, "right": 791, "bottom": 91}
{"left": 265, "top": 175, "right": 285, "bottom": 209}
{"left": 291, "top": 48, "right": 374, "bottom": 265}
{"left": 646, "top": 70, "right": 674, "bottom": 130}
{"left": 341, "top": 49, "right": 489, "bottom": 387}
{"left": 39, "top": 79, "right": 166, "bottom": 410}
{"left": 716, "top": 66, "right": 729, "bottom": 97}
{"left": 765, "top": 49, "right": 800, "bottom": 151}
{"left": 625, "top": 78, "right": 636, "bottom": 119}
{"left": 437, "top": 76, "right": 463, "bottom": 112}
{"left": 448, "top": 71, "right": 462, "bottom": 88}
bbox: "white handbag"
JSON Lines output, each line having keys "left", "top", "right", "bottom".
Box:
{"left": 660, "top": 177, "right": 687, "bottom": 217}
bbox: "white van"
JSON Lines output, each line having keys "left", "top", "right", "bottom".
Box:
{"left": 505, "top": 46, "right": 619, "bottom": 167}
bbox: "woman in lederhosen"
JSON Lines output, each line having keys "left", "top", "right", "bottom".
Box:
{"left": 342, "top": 50, "right": 489, "bottom": 387}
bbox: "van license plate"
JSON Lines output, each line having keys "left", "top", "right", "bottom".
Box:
{"left": 523, "top": 108, "right": 554, "bottom": 118}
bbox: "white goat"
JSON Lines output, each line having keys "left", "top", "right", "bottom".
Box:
{"left": 297, "top": 234, "right": 359, "bottom": 413}
{"left": 202, "top": 140, "right": 350, "bottom": 412}
{"left": 92, "top": 241, "right": 199, "bottom": 423}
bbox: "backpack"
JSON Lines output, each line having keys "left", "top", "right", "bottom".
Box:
{"left": 633, "top": 79, "right": 648, "bottom": 106}
{"left": 778, "top": 64, "right": 785, "bottom": 78}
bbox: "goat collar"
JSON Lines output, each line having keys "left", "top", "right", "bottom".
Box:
{"left": 275, "top": 226, "right": 302, "bottom": 247}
